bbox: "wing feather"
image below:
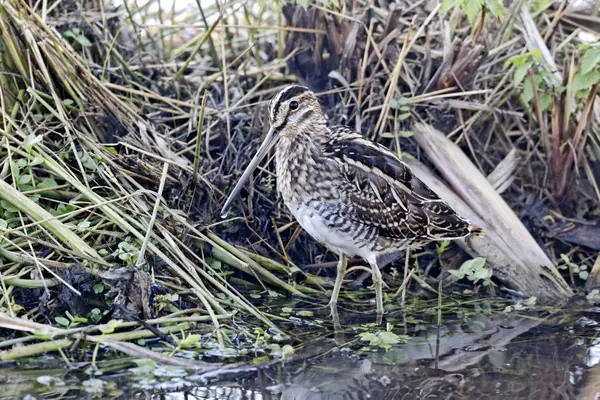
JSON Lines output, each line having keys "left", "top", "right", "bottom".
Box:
{"left": 324, "top": 130, "right": 473, "bottom": 241}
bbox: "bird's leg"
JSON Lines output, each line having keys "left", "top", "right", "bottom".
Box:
{"left": 328, "top": 253, "right": 347, "bottom": 311}
{"left": 370, "top": 262, "right": 385, "bottom": 314}
{"left": 330, "top": 305, "right": 342, "bottom": 332}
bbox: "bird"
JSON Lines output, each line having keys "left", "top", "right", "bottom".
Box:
{"left": 221, "top": 85, "right": 483, "bottom": 314}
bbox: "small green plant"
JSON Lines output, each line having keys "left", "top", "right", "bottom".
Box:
{"left": 208, "top": 258, "right": 233, "bottom": 277}
{"left": 112, "top": 239, "right": 140, "bottom": 266}
{"left": 62, "top": 27, "right": 92, "bottom": 48}
{"left": 441, "top": 0, "right": 505, "bottom": 26}
{"left": 264, "top": 343, "right": 295, "bottom": 360}
{"left": 99, "top": 319, "right": 122, "bottom": 334}
{"left": 260, "top": 174, "right": 275, "bottom": 195}
{"left": 55, "top": 311, "right": 88, "bottom": 328}
{"left": 436, "top": 240, "right": 451, "bottom": 265}
{"left": 573, "top": 43, "right": 600, "bottom": 92}
{"left": 253, "top": 328, "right": 272, "bottom": 351}
{"left": 449, "top": 257, "right": 492, "bottom": 286}
{"left": 280, "top": 307, "right": 293, "bottom": 316}
{"left": 558, "top": 254, "right": 589, "bottom": 281}
{"left": 586, "top": 289, "right": 600, "bottom": 305}
{"left": 89, "top": 308, "right": 103, "bottom": 323}
{"left": 154, "top": 293, "right": 180, "bottom": 314}
{"left": 93, "top": 283, "right": 105, "bottom": 294}
{"left": 504, "top": 296, "right": 537, "bottom": 313}
{"left": 0, "top": 294, "right": 23, "bottom": 315}
{"left": 358, "top": 323, "right": 409, "bottom": 351}
{"left": 531, "top": 0, "right": 552, "bottom": 13}
{"left": 504, "top": 49, "right": 559, "bottom": 110}
{"left": 174, "top": 333, "right": 202, "bottom": 350}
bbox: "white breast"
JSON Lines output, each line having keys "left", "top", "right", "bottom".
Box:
{"left": 287, "top": 202, "right": 363, "bottom": 258}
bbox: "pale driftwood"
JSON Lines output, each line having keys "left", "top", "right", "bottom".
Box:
{"left": 486, "top": 147, "right": 519, "bottom": 194}
{"left": 406, "top": 123, "right": 572, "bottom": 301}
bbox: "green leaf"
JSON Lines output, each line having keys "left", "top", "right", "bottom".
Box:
{"left": 378, "top": 331, "right": 400, "bottom": 345}
{"left": 297, "top": 310, "right": 313, "bottom": 317}
{"left": 514, "top": 62, "right": 532, "bottom": 86}
{"left": 464, "top": 0, "right": 484, "bottom": 25}
{"left": 99, "top": 319, "right": 122, "bottom": 334}
{"left": 540, "top": 93, "right": 552, "bottom": 111}
{"left": 55, "top": 317, "right": 70, "bottom": 327}
{"left": 80, "top": 153, "right": 98, "bottom": 171}
{"left": 398, "top": 130, "right": 413, "bottom": 138}
{"left": 463, "top": 257, "right": 486, "bottom": 271}
{"left": 1, "top": 200, "right": 19, "bottom": 213}
{"left": 580, "top": 271, "right": 589, "bottom": 280}
{"left": 72, "top": 316, "right": 88, "bottom": 324}
{"left": 93, "top": 283, "right": 104, "bottom": 294}
{"left": 581, "top": 47, "right": 600, "bottom": 75}
{"left": 483, "top": 0, "right": 505, "bottom": 19}
{"left": 390, "top": 97, "right": 409, "bottom": 110}
{"left": 524, "top": 296, "right": 537, "bottom": 306}
{"left": 37, "top": 178, "right": 57, "bottom": 190}
{"left": 15, "top": 159, "right": 27, "bottom": 169}
{"left": 281, "top": 307, "right": 293, "bottom": 314}
{"left": 531, "top": 0, "right": 551, "bottom": 13}
{"left": 281, "top": 344, "right": 294, "bottom": 360}
{"left": 573, "top": 70, "right": 600, "bottom": 91}
{"left": 505, "top": 53, "right": 526, "bottom": 69}
{"left": 179, "top": 334, "right": 202, "bottom": 348}
{"left": 523, "top": 78, "right": 534, "bottom": 103}
{"left": 359, "top": 332, "right": 377, "bottom": 343}
{"left": 448, "top": 269, "right": 465, "bottom": 279}
{"left": 63, "top": 28, "right": 92, "bottom": 47}
{"left": 76, "top": 221, "right": 91, "bottom": 232}
{"left": 530, "top": 49, "right": 542, "bottom": 61}
{"left": 587, "top": 289, "right": 600, "bottom": 305}
{"left": 297, "top": 0, "right": 309, "bottom": 9}
{"left": 19, "top": 174, "right": 32, "bottom": 185}
{"left": 28, "top": 155, "right": 44, "bottom": 166}
{"left": 398, "top": 112, "right": 411, "bottom": 120}
{"left": 441, "top": 0, "right": 462, "bottom": 13}
{"left": 23, "top": 134, "right": 43, "bottom": 152}
{"left": 378, "top": 348, "right": 411, "bottom": 365}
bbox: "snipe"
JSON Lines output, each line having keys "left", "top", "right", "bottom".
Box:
{"left": 221, "top": 85, "right": 482, "bottom": 314}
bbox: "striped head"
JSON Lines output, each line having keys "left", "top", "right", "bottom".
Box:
{"left": 267, "top": 85, "right": 324, "bottom": 137}
{"left": 221, "top": 85, "right": 325, "bottom": 217}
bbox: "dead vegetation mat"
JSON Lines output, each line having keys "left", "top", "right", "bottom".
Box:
{"left": 0, "top": 0, "right": 599, "bottom": 362}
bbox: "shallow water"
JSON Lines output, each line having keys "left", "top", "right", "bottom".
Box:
{"left": 2, "top": 298, "right": 600, "bottom": 399}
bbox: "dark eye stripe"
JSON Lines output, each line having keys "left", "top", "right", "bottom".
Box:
{"left": 272, "top": 86, "right": 309, "bottom": 119}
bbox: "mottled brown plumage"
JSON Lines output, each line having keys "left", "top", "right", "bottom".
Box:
{"left": 222, "top": 85, "right": 482, "bottom": 314}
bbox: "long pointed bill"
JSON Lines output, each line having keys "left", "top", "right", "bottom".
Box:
{"left": 220, "top": 128, "right": 278, "bottom": 218}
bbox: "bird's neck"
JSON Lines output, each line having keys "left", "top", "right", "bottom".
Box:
{"left": 275, "top": 118, "right": 330, "bottom": 203}
{"left": 277, "top": 118, "right": 328, "bottom": 159}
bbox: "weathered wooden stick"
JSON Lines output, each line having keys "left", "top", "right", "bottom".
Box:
{"left": 408, "top": 122, "right": 572, "bottom": 301}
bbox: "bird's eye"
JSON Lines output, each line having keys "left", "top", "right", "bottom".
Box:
{"left": 289, "top": 101, "right": 299, "bottom": 110}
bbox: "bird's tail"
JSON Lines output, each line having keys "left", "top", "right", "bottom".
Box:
{"left": 469, "top": 225, "right": 485, "bottom": 237}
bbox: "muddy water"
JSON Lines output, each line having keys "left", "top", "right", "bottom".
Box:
{"left": 1, "top": 298, "right": 599, "bottom": 399}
